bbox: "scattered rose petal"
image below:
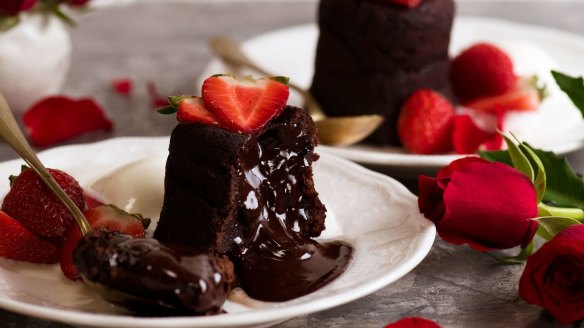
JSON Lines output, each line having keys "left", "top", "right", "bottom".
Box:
{"left": 112, "top": 78, "right": 133, "bottom": 95}
{"left": 147, "top": 81, "right": 169, "bottom": 108}
{"left": 452, "top": 109, "right": 504, "bottom": 154}
{"left": 384, "top": 317, "right": 442, "bottom": 328}
{"left": 23, "top": 96, "right": 113, "bottom": 148}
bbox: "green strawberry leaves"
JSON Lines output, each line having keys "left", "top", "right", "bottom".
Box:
{"left": 156, "top": 95, "right": 193, "bottom": 115}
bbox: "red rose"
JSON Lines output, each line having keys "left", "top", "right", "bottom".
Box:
{"left": 418, "top": 157, "right": 538, "bottom": 251}
{"left": 0, "top": 0, "right": 36, "bottom": 16}
{"left": 519, "top": 224, "right": 584, "bottom": 324}
{"left": 384, "top": 317, "right": 441, "bottom": 328}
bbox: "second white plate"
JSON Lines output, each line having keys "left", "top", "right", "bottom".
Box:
{"left": 200, "top": 16, "right": 584, "bottom": 169}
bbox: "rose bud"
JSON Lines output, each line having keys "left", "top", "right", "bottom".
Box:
{"left": 418, "top": 157, "right": 538, "bottom": 251}
{"left": 519, "top": 224, "right": 584, "bottom": 325}
{"left": 384, "top": 317, "right": 442, "bottom": 328}
{"left": 0, "top": 0, "right": 36, "bottom": 16}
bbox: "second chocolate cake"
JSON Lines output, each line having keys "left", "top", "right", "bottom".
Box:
{"left": 310, "top": 0, "right": 456, "bottom": 145}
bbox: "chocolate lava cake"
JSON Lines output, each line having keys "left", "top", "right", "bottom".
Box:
{"left": 154, "top": 105, "right": 326, "bottom": 252}
{"left": 155, "top": 75, "right": 352, "bottom": 303}
{"left": 310, "top": 0, "right": 456, "bottom": 145}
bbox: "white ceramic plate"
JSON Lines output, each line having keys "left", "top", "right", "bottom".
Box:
{"left": 0, "top": 137, "right": 435, "bottom": 328}
{"left": 200, "top": 16, "right": 584, "bottom": 169}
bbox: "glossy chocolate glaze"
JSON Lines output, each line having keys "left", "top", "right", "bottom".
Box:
{"left": 74, "top": 229, "right": 233, "bottom": 315}
{"left": 233, "top": 122, "right": 353, "bottom": 302}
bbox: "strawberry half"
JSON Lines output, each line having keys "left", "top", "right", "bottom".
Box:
{"left": 177, "top": 96, "right": 220, "bottom": 125}
{"left": 462, "top": 80, "right": 541, "bottom": 114}
{"left": 202, "top": 75, "right": 290, "bottom": 133}
{"left": 2, "top": 168, "right": 86, "bottom": 238}
{"left": 397, "top": 89, "right": 455, "bottom": 154}
{"left": 60, "top": 204, "right": 151, "bottom": 280}
{"left": 0, "top": 211, "right": 59, "bottom": 264}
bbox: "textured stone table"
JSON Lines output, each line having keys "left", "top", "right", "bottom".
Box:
{"left": 1, "top": 1, "right": 583, "bottom": 327}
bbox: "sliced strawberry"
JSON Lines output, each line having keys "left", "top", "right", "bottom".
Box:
{"left": 84, "top": 192, "right": 104, "bottom": 210}
{"left": 60, "top": 204, "right": 150, "bottom": 280}
{"left": 462, "top": 86, "right": 540, "bottom": 115}
{"left": 397, "top": 89, "right": 455, "bottom": 154}
{"left": 2, "top": 168, "right": 86, "bottom": 238}
{"left": 177, "top": 96, "right": 220, "bottom": 125}
{"left": 202, "top": 75, "right": 289, "bottom": 133}
{"left": 0, "top": 211, "right": 59, "bottom": 264}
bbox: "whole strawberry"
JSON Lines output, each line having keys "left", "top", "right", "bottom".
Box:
{"left": 450, "top": 43, "right": 516, "bottom": 101}
{"left": 2, "top": 168, "right": 86, "bottom": 238}
{"left": 397, "top": 89, "right": 455, "bottom": 154}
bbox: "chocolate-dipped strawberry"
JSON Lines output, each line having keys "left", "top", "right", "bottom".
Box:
{"left": 74, "top": 229, "right": 234, "bottom": 315}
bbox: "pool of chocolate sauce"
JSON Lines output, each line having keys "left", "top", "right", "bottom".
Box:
{"left": 233, "top": 125, "right": 353, "bottom": 302}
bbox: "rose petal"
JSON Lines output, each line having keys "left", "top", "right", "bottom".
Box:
{"left": 23, "top": 96, "right": 113, "bottom": 147}
{"left": 384, "top": 317, "right": 441, "bottom": 328}
{"left": 483, "top": 109, "right": 504, "bottom": 150}
{"left": 418, "top": 175, "right": 447, "bottom": 224}
{"left": 439, "top": 161, "right": 538, "bottom": 251}
{"left": 452, "top": 115, "right": 493, "bottom": 154}
{"left": 147, "top": 81, "right": 169, "bottom": 108}
{"left": 437, "top": 157, "right": 488, "bottom": 179}
{"left": 452, "top": 114, "right": 503, "bottom": 154}
{"left": 112, "top": 78, "right": 133, "bottom": 95}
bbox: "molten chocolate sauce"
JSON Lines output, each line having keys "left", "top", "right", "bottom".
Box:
{"left": 74, "top": 229, "right": 233, "bottom": 315}
{"left": 233, "top": 125, "right": 353, "bottom": 302}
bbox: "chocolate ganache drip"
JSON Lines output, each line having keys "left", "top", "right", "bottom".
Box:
{"left": 233, "top": 122, "right": 353, "bottom": 302}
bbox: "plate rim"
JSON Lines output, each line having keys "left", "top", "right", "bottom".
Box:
{"left": 199, "top": 15, "right": 584, "bottom": 168}
{"left": 0, "top": 136, "right": 436, "bottom": 328}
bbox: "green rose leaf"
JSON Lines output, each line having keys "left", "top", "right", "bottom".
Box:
{"left": 520, "top": 144, "right": 546, "bottom": 203}
{"left": 552, "top": 70, "right": 584, "bottom": 119}
{"left": 535, "top": 216, "right": 581, "bottom": 241}
{"left": 502, "top": 134, "right": 534, "bottom": 182}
